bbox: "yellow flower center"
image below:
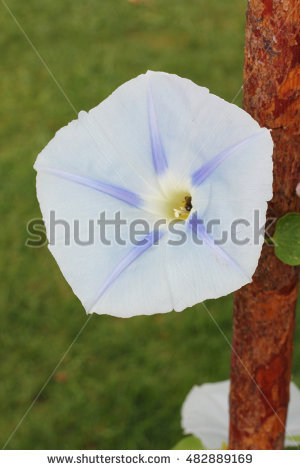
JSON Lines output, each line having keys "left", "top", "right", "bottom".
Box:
{"left": 144, "top": 174, "right": 194, "bottom": 222}
{"left": 162, "top": 189, "right": 193, "bottom": 220}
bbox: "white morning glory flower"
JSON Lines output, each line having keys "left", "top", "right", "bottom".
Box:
{"left": 34, "top": 71, "right": 273, "bottom": 317}
{"left": 181, "top": 380, "right": 300, "bottom": 449}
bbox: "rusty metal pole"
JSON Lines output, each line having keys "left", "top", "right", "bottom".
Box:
{"left": 229, "top": 0, "right": 300, "bottom": 449}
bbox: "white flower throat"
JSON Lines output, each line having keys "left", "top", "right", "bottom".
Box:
{"left": 145, "top": 175, "right": 194, "bottom": 222}
{"left": 143, "top": 171, "right": 195, "bottom": 221}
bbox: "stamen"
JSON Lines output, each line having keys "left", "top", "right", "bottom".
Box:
{"left": 173, "top": 206, "right": 191, "bottom": 219}
{"left": 172, "top": 194, "right": 193, "bottom": 220}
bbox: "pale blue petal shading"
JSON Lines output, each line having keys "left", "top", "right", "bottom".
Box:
{"left": 87, "top": 229, "right": 165, "bottom": 312}
{"left": 147, "top": 73, "right": 168, "bottom": 175}
{"left": 189, "top": 215, "right": 249, "bottom": 279}
{"left": 191, "top": 130, "right": 266, "bottom": 186}
{"left": 37, "top": 167, "right": 143, "bottom": 208}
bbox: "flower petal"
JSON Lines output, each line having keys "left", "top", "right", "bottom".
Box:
{"left": 87, "top": 229, "right": 165, "bottom": 313}
{"left": 36, "top": 172, "right": 174, "bottom": 317}
{"left": 191, "top": 127, "right": 273, "bottom": 206}
{"left": 141, "top": 72, "right": 272, "bottom": 203}
{"left": 38, "top": 167, "right": 144, "bottom": 208}
{"left": 191, "top": 130, "right": 268, "bottom": 187}
{"left": 146, "top": 72, "right": 168, "bottom": 175}
{"left": 34, "top": 73, "right": 165, "bottom": 199}
{"left": 181, "top": 381, "right": 229, "bottom": 449}
{"left": 145, "top": 73, "right": 273, "bottom": 297}
{"left": 286, "top": 382, "right": 300, "bottom": 446}
{"left": 163, "top": 220, "right": 250, "bottom": 312}
{"left": 188, "top": 215, "right": 249, "bottom": 280}
{"left": 90, "top": 233, "right": 174, "bottom": 317}
{"left": 174, "top": 95, "right": 272, "bottom": 194}
{"left": 200, "top": 196, "right": 269, "bottom": 284}
{"left": 142, "top": 71, "right": 209, "bottom": 180}
{"left": 182, "top": 380, "right": 300, "bottom": 449}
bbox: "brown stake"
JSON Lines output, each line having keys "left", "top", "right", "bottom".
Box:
{"left": 228, "top": 0, "right": 300, "bottom": 449}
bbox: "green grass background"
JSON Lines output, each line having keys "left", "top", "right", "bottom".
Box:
{"left": 0, "top": 0, "right": 299, "bottom": 450}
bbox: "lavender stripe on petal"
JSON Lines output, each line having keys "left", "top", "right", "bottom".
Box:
{"left": 87, "top": 229, "right": 165, "bottom": 312}
{"left": 191, "top": 130, "right": 265, "bottom": 186}
{"left": 38, "top": 167, "right": 144, "bottom": 208}
{"left": 189, "top": 215, "right": 250, "bottom": 280}
{"left": 147, "top": 73, "right": 168, "bottom": 175}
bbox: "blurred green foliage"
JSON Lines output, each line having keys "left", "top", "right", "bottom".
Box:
{"left": 173, "top": 436, "right": 205, "bottom": 450}
{"left": 0, "top": 0, "right": 299, "bottom": 450}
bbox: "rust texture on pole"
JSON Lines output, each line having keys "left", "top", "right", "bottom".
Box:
{"left": 229, "top": 0, "right": 300, "bottom": 449}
